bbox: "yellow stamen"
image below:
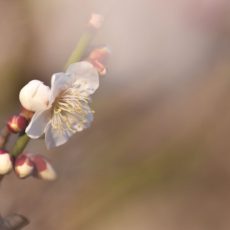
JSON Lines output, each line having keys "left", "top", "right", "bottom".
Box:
{"left": 51, "top": 86, "right": 92, "bottom": 134}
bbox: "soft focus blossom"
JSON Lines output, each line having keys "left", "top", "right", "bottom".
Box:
{"left": 19, "top": 80, "right": 51, "bottom": 112}
{"left": 26, "top": 61, "right": 99, "bottom": 148}
{"left": 14, "top": 154, "right": 34, "bottom": 178}
{"left": 0, "top": 150, "right": 12, "bottom": 175}
{"left": 88, "top": 13, "right": 104, "bottom": 29}
{"left": 31, "top": 155, "right": 56, "bottom": 181}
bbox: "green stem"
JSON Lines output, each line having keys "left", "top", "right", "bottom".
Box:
{"left": 65, "top": 30, "right": 94, "bottom": 69}
{"left": 10, "top": 134, "right": 30, "bottom": 157}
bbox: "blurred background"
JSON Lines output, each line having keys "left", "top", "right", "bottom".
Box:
{"left": 0, "top": 0, "right": 230, "bottom": 229}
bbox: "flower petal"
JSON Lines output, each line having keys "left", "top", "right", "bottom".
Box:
{"left": 44, "top": 106, "right": 93, "bottom": 149}
{"left": 67, "top": 109, "right": 94, "bottom": 132}
{"left": 66, "top": 61, "right": 99, "bottom": 95}
{"left": 65, "top": 101, "right": 94, "bottom": 130}
{"left": 80, "top": 103, "right": 94, "bottom": 128}
{"left": 44, "top": 123, "right": 73, "bottom": 149}
{"left": 50, "top": 72, "right": 73, "bottom": 104}
{"left": 26, "top": 109, "right": 51, "bottom": 138}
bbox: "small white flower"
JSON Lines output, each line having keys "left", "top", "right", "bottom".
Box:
{"left": 19, "top": 80, "right": 51, "bottom": 112}
{"left": 26, "top": 61, "right": 99, "bottom": 149}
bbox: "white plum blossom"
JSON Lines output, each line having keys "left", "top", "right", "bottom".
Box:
{"left": 25, "top": 61, "right": 99, "bottom": 149}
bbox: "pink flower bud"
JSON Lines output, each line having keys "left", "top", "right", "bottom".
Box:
{"left": 88, "top": 47, "right": 110, "bottom": 76}
{"left": 0, "top": 150, "right": 12, "bottom": 175}
{"left": 15, "top": 154, "right": 34, "bottom": 178}
{"left": 7, "top": 115, "right": 28, "bottom": 133}
{"left": 31, "top": 155, "right": 57, "bottom": 181}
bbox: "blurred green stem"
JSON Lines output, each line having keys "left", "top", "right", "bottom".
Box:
{"left": 10, "top": 134, "right": 30, "bottom": 157}
{"left": 65, "top": 30, "right": 94, "bottom": 69}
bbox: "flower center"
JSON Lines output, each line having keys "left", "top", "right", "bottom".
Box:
{"left": 51, "top": 87, "right": 91, "bottom": 133}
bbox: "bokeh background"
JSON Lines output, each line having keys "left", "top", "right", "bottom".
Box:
{"left": 0, "top": 0, "right": 230, "bottom": 229}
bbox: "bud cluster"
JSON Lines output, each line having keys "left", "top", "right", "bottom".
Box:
{"left": 0, "top": 150, "right": 56, "bottom": 181}
{"left": 0, "top": 106, "right": 57, "bottom": 181}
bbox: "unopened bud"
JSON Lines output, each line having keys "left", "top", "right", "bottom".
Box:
{"left": 7, "top": 115, "right": 28, "bottom": 133}
{"left": 88, "top": 47, "right": 110, "bottom": 75}
{"left": 0, "top": 150, "right": 12, "bottom": 175}
{"left": 88, "top": 13, "right": 104, "bottom": 29}
{"left": 32, "top": 155, "right": 57, "bottom": 181}
{"left": 19, "top": 80, "right": 51, "bottom": 112}
{"left": 15, "top": 154, "right": 34, "bottom": 178}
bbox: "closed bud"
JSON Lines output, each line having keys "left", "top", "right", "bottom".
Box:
{"left": 19, "top": 80, "right": 51, "bottom": 112}
{"left": 88, "top": 47, "right": 110, "bottom": 76}
{"left": 0, "top": 150, "right": 12, "bottom": 175}
{"left": 7, "top": 115, "right": 28, "bottom": 133}
{"left": 31, "top": 155, "right": 57, "bottom": 181}
{"left": 15, "top": 154, "right": 34, "bottom": 178}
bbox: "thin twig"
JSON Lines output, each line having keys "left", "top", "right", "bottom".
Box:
{"left": 0, "top": 126, "right": 11, "bottom": 149}
{"left": 0, "top": 213, "right": 29, "bottom": 230}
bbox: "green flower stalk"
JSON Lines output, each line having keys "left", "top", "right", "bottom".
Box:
{"left": 10, "top": 134, "right": 30, "bottom": 157}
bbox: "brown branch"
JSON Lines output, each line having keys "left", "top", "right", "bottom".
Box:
{"left": 0, "top": 214, "right": 29, "bottom": 230}
{"left": 0, "top": 126, "right": 11, "bottom": 149}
